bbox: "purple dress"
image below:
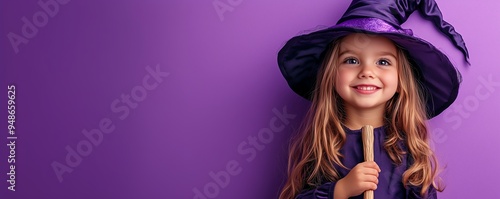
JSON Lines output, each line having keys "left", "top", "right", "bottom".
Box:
{"left": 296, "top": 125, "right": 437, "bottom": 199}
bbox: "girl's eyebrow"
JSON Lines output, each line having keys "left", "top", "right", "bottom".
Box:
{"left": 339, "top": 49, "right": 397, "bottom": 59}
{"left": 376, "top": 51, "right": 397, "bottom": 59}
{"left": 339, "top": 49, "right": 358, "bottom": 56}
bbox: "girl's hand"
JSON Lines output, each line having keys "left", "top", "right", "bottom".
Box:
{"left": 334, "top": 161, "right": 381, "bottom": 199}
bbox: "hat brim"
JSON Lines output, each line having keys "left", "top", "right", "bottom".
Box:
{"left": 277, "top": 20, "right": 461, "bottom": 119}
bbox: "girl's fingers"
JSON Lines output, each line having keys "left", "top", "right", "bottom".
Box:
{"left": 362, "top": 182, "right": 378, "bottom": 191}
{"left": 363, "top": 175, "right": 379, "bottom": 184}
{"left": 361, "top": 161, "right": 381, "bottom": 172}
{"left": 362, "top": 168, "right": 380, "bottom": 177}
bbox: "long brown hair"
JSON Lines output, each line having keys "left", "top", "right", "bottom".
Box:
{"left": 279, "top": 37, "right": 442, "bottom": 199}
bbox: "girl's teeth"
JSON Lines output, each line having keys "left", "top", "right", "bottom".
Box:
{"left": 357, "top": 86, "right": 377, "bottom": 90}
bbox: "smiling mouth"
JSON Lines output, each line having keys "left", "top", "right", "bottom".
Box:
{"left": 353, "top": 85, "right": 380, "bottom": 90}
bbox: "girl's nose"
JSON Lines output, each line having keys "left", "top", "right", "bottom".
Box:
{"left": 358, "top": 63, "right": 375, "bottom": 79}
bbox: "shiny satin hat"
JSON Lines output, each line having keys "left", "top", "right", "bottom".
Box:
{"left": 277, "top": 0, "right": 469, "bottom": 118}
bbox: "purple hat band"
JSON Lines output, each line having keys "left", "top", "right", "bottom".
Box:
{"left": 335, "top": 18, "right": 414, "bottom": 36}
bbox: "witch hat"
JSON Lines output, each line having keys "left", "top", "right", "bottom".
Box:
{"left": 277, "top": 0, "right": 469, "bottom": 118}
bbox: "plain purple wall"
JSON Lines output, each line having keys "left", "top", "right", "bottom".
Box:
{"left": 1, "top": 0, "right": 499, "bottom": 198}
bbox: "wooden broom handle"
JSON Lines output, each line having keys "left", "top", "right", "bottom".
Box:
{"left": 362, "top": 125, "right": 374, "bottom": 199}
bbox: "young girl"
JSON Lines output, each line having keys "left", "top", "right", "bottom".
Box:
{"left": 277, "top": 0, "right": 469, "bottom": 198}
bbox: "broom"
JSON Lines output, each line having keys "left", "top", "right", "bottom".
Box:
{"left": 362, "top": 125, "right": 374, "bottom": 199}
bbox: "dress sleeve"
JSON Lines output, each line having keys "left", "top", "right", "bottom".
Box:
{"left": 295, "top": 182, "right": 336, "bottom": 199}
{"left": 407, "top": 185, "right": 437, "bottom": 199}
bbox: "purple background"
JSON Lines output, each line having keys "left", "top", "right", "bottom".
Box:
{"left": 1, "top": 0, "right": 499, "bottom": 198}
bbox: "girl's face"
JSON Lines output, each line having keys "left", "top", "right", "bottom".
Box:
{"left": 335, "top": 33, "right": 399, "bottom": 112}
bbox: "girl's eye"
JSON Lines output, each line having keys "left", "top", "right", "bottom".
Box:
{"left": 377, "top": 59, "right": 391, "bottom": 66}
{"left": 343, "top": 57, "right": 359, "bottom": 64}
